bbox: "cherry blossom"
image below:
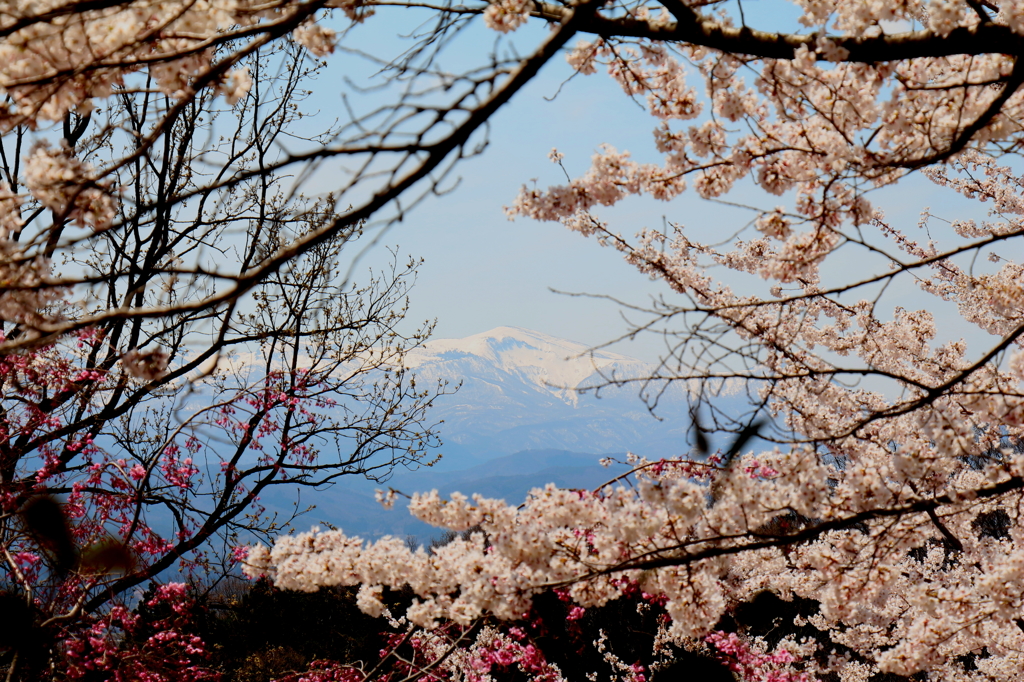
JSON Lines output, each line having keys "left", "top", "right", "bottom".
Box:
{"left": 24, "top": 142, "right": 116, "bottom": 231}
{"left": 120, "top": 348, "right": 170, "bottom": 382}
{"left": 483, "top": 0, "right": 532, "bottom": 33}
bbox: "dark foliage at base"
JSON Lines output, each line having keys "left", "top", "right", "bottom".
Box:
{"left": 197, "top": 578, "right": 388, "bottom": 682}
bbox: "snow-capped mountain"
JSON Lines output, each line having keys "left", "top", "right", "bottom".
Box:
{"left": 400, "top": 327, "right": 731, "bottom": 464}
{"left": 404, "top": 326, "right": 651, "bottom": 406}
{"left": 261, "top": 327, "right": 754, "bottom": 541}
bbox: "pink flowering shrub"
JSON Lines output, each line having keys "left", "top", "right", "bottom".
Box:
{"left": 61, "top": 583, "right": 220, "bottom": 682}
{"left": 705, "top": 632, "right": 810, "bottom": 682}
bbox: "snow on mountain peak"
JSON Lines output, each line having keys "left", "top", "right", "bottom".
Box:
{"left": 403, "top": 327, "right": 651, "bottom": 401}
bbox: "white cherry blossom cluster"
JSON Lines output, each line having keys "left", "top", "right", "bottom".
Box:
{"left": 0, "top": 240, "right": 62, "bottom": 329}
{"left": 216, "top": 68, "right": 254, "bottom": 107}
{"left": 0, "top": 0, "right": 235, "bottom": 122}
{"left": 120, "top": 348, "right": 170, "bottom": 382}
{"left": 24, "top": 142, "right": 116, "bottom": 230}
{"left": 0, "top": 0, "right": 377, "bottom": 127}
{"left": 248, "top": 446, "right": 1024, "bottom": 677}
{"left": 0, "top": 182, "right": 24, "bottom": 241}
{"left": 513, "top": 2, "right": 1024, "bottom": 275}
{"left": 0, "top": 181, "right": 63, "bottom": 329}
{"left": 483, "top": 0, "right": 531, "bottom": 33}
{"left": 293, "top": 22, "right": 339, "bottom": 58}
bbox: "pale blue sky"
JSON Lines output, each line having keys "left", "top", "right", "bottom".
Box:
{"left": 294, "top": 8, "right": 999, "bottom": 366}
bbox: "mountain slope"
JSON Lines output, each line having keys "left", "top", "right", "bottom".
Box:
{"left": 402, "top": 326, "right": 736, "bottom": 461}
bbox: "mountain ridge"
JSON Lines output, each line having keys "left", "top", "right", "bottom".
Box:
{"left": 399, "top": 326, "right": 744, "bottom": 459}
{"left": 403, "top": 326, "right": 656, "bottom": 408}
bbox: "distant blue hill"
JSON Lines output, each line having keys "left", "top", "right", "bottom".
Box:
{"left": 262, "top": 448, "right": 634, "bottom": 543}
